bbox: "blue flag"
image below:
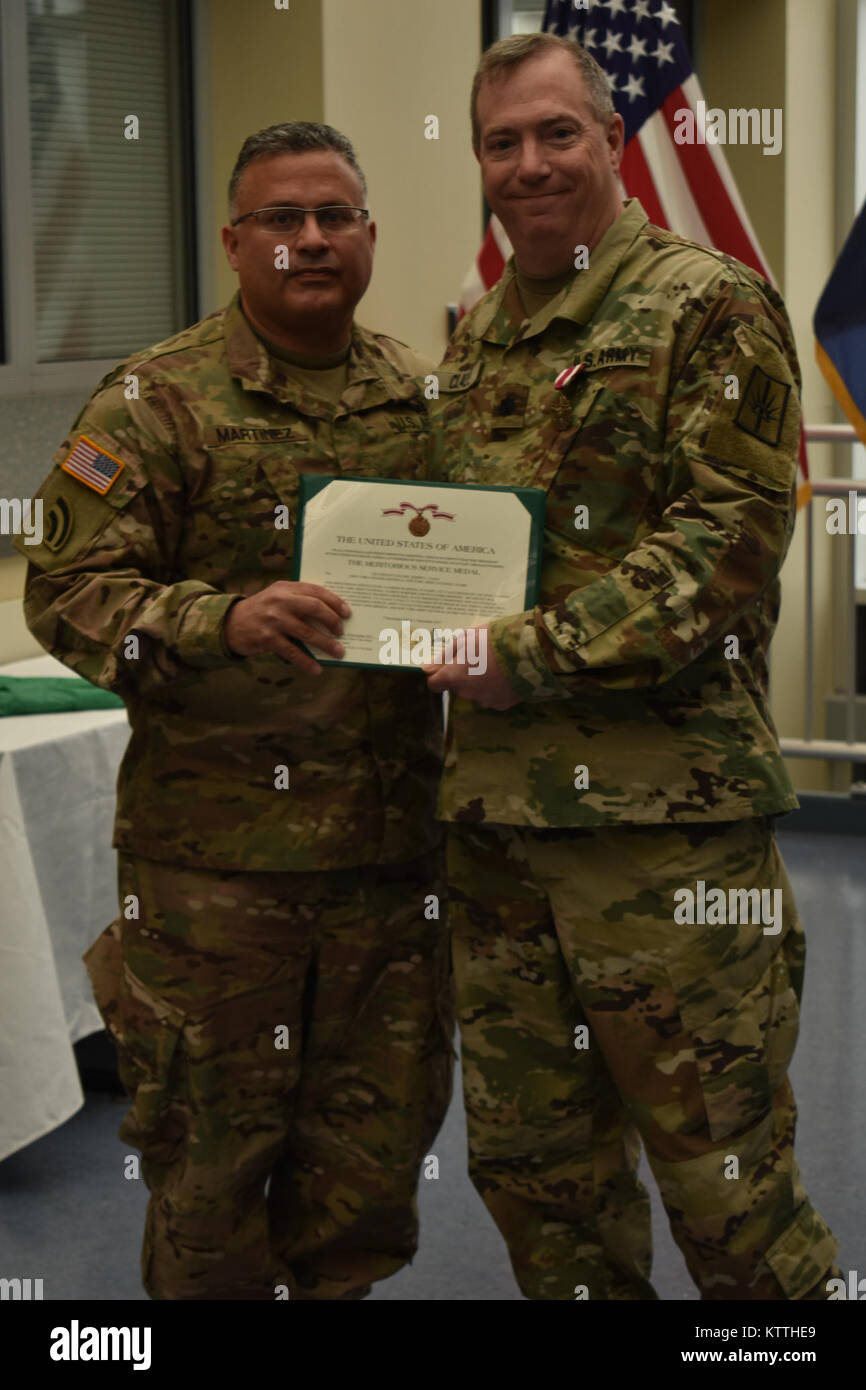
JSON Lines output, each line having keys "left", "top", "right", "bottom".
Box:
{"left": 814, "top": 198, "right": 866, "bottom": 445}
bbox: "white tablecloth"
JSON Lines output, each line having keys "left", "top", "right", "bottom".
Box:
{"left": 0, "top": 654, "right": 130, "bottom": 1160}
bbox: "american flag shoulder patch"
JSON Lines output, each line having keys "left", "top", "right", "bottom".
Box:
{"left": 60, "top": 435, "right": 125, "bottom": 495}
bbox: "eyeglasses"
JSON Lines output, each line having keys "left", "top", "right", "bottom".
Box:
{"left": 231, "top": 205, "right": 370, "bottom": 235}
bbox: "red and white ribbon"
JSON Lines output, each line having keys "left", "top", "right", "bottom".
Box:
{"left": 554, "top": 362, "right": 587, "bottom": 391}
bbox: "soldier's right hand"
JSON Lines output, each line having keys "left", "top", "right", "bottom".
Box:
{"left": 222, "top": 581, "right": 352, "bottom": 676}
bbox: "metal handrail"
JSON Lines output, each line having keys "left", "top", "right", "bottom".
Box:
{"left": 778, "top": 422, "right": 863, "bottom": 765}
{"left": 804, "top": 424, "right": 860, "bottom": 443}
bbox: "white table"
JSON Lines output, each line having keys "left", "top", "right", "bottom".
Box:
{"left": 0, "top": 654, "right": 130, "bottom": 1161}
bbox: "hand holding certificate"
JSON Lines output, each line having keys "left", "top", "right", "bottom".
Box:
{"left": 223, "top": 578, "right": 352, "bottom": 674}
{"left": 291, "top": 476, "right": 545, "bottom": 670}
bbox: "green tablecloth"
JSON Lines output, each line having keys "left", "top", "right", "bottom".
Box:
{"left": 0, "top": 675, "right": 125, "bottom": 716}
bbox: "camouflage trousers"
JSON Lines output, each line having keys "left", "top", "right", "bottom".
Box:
{"left": 83, "top": 847, "right": 453, "bottom": 1300}
{"left": 447, "top": 818, "right": 841, "bottom": 1300}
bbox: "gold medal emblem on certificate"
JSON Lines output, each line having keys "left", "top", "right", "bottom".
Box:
{"left": 382, "top": 501, "right": 456, "bottom": 535}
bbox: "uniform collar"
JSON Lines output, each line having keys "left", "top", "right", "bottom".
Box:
{"left": 470, "top": 197, "right": 649, "bottom": 346}
{"left": 222, "top": 293, "right": 421, "bottom": 415}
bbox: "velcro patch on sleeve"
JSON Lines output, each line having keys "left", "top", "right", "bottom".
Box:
{"left": 43, "top": 493, "right": 74, "bottom": 552}
{"left": 13, "top": 468, "right": 116, "bottom": 570}
{"left": 697, "top": 322, "right": 800, "bottom": 492}
{"left": 60, "top": 435, "right": 126, "bottom": 494}
{"left": 734, "top": 365, "right": 791, "bottom": 447}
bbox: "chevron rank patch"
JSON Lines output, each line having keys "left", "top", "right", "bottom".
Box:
{"left": 61, "top": 435, "right": 126, "bottom": 494}
{"left": 734, "top": 366, "right": 790, "bottom": 447}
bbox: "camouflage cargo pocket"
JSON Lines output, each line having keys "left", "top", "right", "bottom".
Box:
{"left": 83, "top": 919, "right": 187, "bottom": 1164}
{"left": 665, "top": 919, "right": 797, "bottom": 1144}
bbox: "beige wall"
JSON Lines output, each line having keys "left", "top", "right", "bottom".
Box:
{"left": 321, "top": 0, "right": 481, "bottom": 361}
{"left": 204, "top": 0, "right": 325, "bottom": 311}
{"left": 699, "top": 0, "right": 787, "bottom": 289}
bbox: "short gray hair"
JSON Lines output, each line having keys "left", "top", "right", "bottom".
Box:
{"left": 470, "top": 32, "right": 615, "bottom": 152}
{"left": 228, "top": 121, "right": 368, "bottom": 218}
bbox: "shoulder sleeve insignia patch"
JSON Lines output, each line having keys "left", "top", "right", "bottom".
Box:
{"left": 43, "top": 494, "right": 74, "bottom": 552}
{"left": 60, "top": 435, "right": 126, "bottom": 494}
{"left": 734, "top": 365, "right": 791, "bottom": 447}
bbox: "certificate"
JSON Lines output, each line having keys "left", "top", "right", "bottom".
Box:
{"left": 291, "top": 475, "right": 546, "bottom": 669}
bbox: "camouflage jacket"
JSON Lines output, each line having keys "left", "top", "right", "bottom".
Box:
{"left": 15, "top": 295, "right": 444, "bottom": 871}
{"left": 429, "top": 198, "right": 800, "bottom": 827}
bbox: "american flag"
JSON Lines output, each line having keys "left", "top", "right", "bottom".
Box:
{"left": 458, "top": 0, "right": 809, "bottom": 500}
{"left": 61, "top": 435, "right": 125, "bottom": 494}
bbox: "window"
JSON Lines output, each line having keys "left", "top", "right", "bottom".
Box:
{"left": 0, "top": 0, "right": 196, "bottom": 392}
{"left": 507, "top": 2, "right": 547, "bottom": 37}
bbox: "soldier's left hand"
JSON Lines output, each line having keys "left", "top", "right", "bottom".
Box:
{"left": 422, "top": 629, "right": 520, "bottom": 710}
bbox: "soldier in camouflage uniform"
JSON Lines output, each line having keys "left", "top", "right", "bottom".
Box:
{"left": 424, "top": 34, "right": 841, "bottom": 1299}
{"left": 15, "top": 122, "right": 453, "bottom": 1300}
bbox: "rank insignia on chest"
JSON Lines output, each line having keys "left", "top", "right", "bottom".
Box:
{"left": 547, "top": 361, "right": 587, "bottom": 428}
{"left": 547, "top": 394, "right": 574, "bottom": 428}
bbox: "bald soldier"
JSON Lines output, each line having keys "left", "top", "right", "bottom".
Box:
{"left": 15, "top": 122, "right": 453, "bottom": 1301}
{"left": 424, "top": 34, "right": 842, "bottom": 1300}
